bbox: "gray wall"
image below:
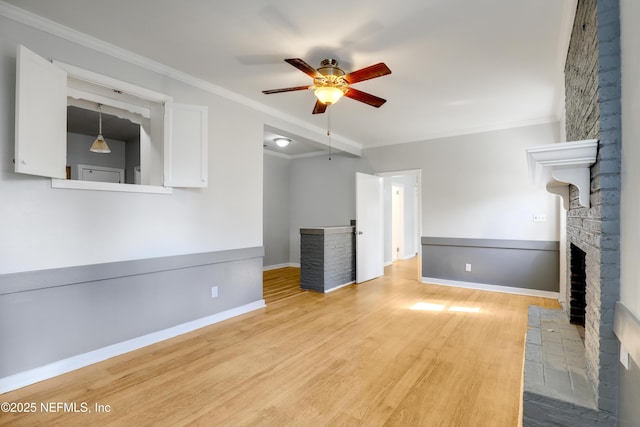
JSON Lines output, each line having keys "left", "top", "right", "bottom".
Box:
{"left": 289, "top": 154, "right": 374, "bottom": 264}
{"left": 67, "top": 132, "right": 126, "bottom": 180}
{"left": 263, "top": 153, "right": 291, "bottom": 267}
{"left": 0, "top": 248, "right": 263, "bottom": 378}
{"left": 618, "top": 356, "right": 640, "bottom": 427}
{"left": 619, "top": 0, "right": 640, "bottom": 419}
{"left": 422, "top": 237, "right": 559, "bottom": 292}
{"left": 0, "top": 12, "right": 265, "bottom": 387}
{"left": 125, "top": 135, "right": 140, "bottom": 184}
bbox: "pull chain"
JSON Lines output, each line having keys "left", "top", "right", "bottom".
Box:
{"left": 327, "top": 107, "right": 332, "bottom": 160}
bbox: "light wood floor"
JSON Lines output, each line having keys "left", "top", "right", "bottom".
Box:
{"left": 0, "top": 258, "right": 559, "bottom": 426}
{"left": 263, "top": 267, "right": 304, "bottom": 304}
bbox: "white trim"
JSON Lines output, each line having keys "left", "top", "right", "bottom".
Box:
{"left": 0, "top": 1, "right": 362, "bottom": 154}
{"left": 0, "top": 300, "right": 265, "bottom": 394}
{"left": 67, "top": 88, "right": 151, "bottom": 120}
{"left": 263, "top": 263, "right": 300, "bottom": 271}
{"left": 290, "top": 151, "right": 331, "bottom": 160}
{"left": 263, "top": 149, "right": 331, "bottom": 160}
{"left": 421, "top": 277, "right": 560, "bottom": 299}
{"left": 324, "top": 281, "right": 355, "bottom": 293}
{"left": 263, "top": 150, "right": 291, "bottom": 160}
{"left": 56, "top": 60, "right": 171, "bottom": 103}
{"left": 51, "top": 179, "right": 173, "bottom": 194}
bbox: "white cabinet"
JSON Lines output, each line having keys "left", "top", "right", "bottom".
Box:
{"left": 15, "top": 45, "right": 67, "bottom": 179}
{"left": 164, "top": 103, "right": 208, "bottom": 187}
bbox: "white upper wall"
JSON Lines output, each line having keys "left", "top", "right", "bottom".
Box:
{"left": 620, "top": 0, "right": 640, "bottom": 316}
{"left": 363, "top": 122, "right": 561, "bottom": 242}
{"left": 0, "top": 16, "right": 263, "bottom": 274}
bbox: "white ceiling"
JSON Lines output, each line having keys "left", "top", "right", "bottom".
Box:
{"left": 4, "top": 0, "right": 575, "bottom": 153}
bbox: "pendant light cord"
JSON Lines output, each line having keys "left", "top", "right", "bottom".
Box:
{"left": 98, "top": 104, "right": 103, "bottom": 135}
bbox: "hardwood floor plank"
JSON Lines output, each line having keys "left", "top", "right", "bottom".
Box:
{"left": 0, "top": 257, "right": 560, "bottom": 426}
{"left": 263, "top": 267, "right": 303, "bottom": 304}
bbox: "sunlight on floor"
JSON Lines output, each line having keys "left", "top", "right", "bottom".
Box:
{"left": 410, "top": 302, "right": 445, "bottom": 311}
{"left": 410, "top": 302, "right": 481, "bottom": 313}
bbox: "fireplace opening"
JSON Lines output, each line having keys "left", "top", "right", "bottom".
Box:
{"left": 569, "top": 244, "right": 587, "bottom": 333}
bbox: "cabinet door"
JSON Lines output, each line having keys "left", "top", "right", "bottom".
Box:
{"left": 163, "top": 102, "right": 208, "bottom": 188}
{"left": 15, "top": 45, "right": 67, "bottom": 179}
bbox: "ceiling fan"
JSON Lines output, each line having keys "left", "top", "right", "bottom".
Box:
{"left": 262, "top": 58, "right": 391, "bottom": 114}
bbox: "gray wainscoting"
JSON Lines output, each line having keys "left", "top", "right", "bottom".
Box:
{"left": 0, "top": 247, "right": 264, "bottom": 378}
{"left": 421, "top": 237, "right": 559, "bottom": 292}
{"left": 614, "top": 302, "right": 640, "bottom": 427}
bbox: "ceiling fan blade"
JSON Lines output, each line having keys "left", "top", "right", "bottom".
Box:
{"left": 343, "top": 62, "right": 391, "bottom": 84}
{"left": 285, "top": 58, "right": 323, "bottom": 79}
{"left": 262, "top": 85, "right": 310, "bottom": 94}
{"left": 312, "top": 100, "right": 328, "bottom": 114}
{"left": 344, "top": 88, "right": 387, "bottom": 108}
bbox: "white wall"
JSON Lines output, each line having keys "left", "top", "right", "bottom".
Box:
{"left": 620, "top": 0, "right": 640, "bottom": 317}
{"left": 363, "top": 123, "right": 561, "bottom": 242}
{"left": 0, "top": 15, "right": 263, "bottom": 274}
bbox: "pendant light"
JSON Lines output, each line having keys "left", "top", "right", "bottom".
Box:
{"left": 90, "top": 104, "right": 111, "bottom": 153}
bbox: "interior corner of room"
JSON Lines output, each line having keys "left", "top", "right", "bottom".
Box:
{"left": 1, "top": 1, "right": 639, "bottom": 425}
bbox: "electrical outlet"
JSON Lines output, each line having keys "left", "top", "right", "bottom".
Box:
{"left": 465, "top": 263, "right": 472, "bottom": 272}
{"left": 211, "top": 286, "right": 218, "bottom": 299}
{"left": 620, "top": 343, "right": 630, "bottom": 370}
{"left": 533, "top": 214, "right": 547, "bottom": 222}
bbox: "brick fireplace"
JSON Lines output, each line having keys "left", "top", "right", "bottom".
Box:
{"left": 523, "top": 1, "right": 622, "bottom": 425}
{"left": 569, "top": 244, "right": 587, "bottom": 328}
{"left": 563, "top": 0, "right": 621, "bottom": 415}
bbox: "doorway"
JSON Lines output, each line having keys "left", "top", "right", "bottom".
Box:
{"left": 377, "top": 170, "right": 422, "bottom": 268}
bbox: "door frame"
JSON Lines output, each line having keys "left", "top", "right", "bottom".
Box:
{"left": 377, "top": 169, "right": 423, "bottom": 267}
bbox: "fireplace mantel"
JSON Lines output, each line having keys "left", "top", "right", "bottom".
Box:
{"left": 526, "top": 139, "right": 598, "bottom": 209}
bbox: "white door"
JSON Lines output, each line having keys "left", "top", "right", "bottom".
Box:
{"left": 356, "top": 172, "right": 384, "bottom": 283}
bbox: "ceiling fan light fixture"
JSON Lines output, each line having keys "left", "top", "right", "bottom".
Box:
{"left": 90, "top": 104, "right": 111, "bottom": 153}
{"left": 314, "top": 86, "right": 345, "bottom": 105}
{"left": 274, "top": 137, "right": 291, "bottom": 148}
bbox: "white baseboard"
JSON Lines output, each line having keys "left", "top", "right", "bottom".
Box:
{"left": 421, "top": 277, "right": 560, "bottom": 299}
{"left": 324, "top": 281, "right": 355, "bottom": 293}
{"left": 0, "top": 300, "right": 265, "bottom": 394}
{"left": 263, "top": 263, "right": 300, "bottom": 271}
